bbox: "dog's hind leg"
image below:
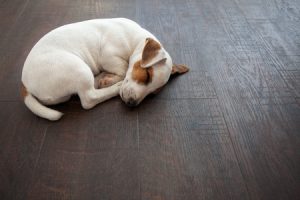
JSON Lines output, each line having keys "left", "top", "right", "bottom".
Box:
{"left": 94, "top": 72, "right": 124, "bottom": 89}
{"left": 68, "top": 56, "right": 124, "bottom": 109}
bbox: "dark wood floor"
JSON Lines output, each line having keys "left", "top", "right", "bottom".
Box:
{"left": 0, "top": 0, "right": 299, "bottom": 199}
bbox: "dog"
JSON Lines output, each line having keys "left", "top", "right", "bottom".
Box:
{"left": 21, "top": 18, "right": 189, "bottom": 121}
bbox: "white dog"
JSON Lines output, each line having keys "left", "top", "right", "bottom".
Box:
{"left": 21, "top": 18, "right": 189, "bottom": 121}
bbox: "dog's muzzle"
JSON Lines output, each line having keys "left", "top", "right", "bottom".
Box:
{"left": 125, "top": 98, "right": 138, "bottom": 107}
{"left": 120, "top": 84, "right": 139, "bottom": 107}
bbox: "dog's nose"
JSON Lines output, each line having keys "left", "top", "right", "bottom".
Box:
{"left": 126, "top": 98, "right": 138, "bottom": 107}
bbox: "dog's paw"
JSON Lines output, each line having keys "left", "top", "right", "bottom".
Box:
{"left": 98, "top": 76, "right": 114, "bottom": 88}
{"left": 98, "top": 73, "right": 123, "bottom": 88}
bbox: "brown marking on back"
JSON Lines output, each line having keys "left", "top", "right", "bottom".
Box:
{"left": 141, "top": 38, "right": 161, "bottom": 66}
{"left": 132, "top": 60, "right": 153, "bottom": 85}
{"left": 21, "top": 83, "right": 28, "bottom": 99}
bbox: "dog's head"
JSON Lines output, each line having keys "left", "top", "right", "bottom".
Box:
{"left": 120, "top": 38, "right": 189, "bottom": 106}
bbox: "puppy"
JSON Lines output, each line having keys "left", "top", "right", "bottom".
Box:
{"left": 21, "top": 18, "right": 189, "bottom": 121}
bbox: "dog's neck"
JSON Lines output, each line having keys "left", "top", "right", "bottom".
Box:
{"left": 128, "top": 39, "right": 146, "bottom": 68}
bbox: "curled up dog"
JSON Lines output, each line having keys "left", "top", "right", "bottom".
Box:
{"left": 21, "top": 18, "right": 189, "bottom": 121}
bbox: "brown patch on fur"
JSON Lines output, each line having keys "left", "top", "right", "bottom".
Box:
{"left": 147, "top": 66, "right": 154, "bottom": 81}
{"left": 21, "top": 83, "right": 28, "bottom": 99}
{"left": 142, "top": 38, "right": 161, "bottom": 66}
{"left": 132, "top": 60, "right": 153, "bottom": 84}
{"left": 171, "top": 64, "right": 189, "bottom": 75}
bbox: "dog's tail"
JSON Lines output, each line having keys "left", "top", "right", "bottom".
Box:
{"left": 21, "top": 83, "right": 63, "bottom": 121}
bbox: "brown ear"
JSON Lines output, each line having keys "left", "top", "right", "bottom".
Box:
{"left": 141, "top": 38, "right": 167, "bottom": 68}
{"left": 171, "top": 64, "right": 190, "bottom": 75}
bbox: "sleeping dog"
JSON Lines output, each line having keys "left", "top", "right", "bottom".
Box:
{"left": 21, "top": 18, "right": 189, "bottom": 121}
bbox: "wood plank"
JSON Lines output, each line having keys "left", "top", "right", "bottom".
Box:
{"left": 0, "top": 0, "right": 30, "bottom": 39}
{"left": 0, "top": 0, "right": 299, "bottom": 199}
{"left": 26, "top": 100, "right": 139, "bottom": 200}
{"left": 137, "top": 99, "right": 248, "bottom": 199}
{"left": 137, "top": 99, "right": 228, "bottom": 134}
{"left": 187, "top": 0, "right": 300, "bottom": 199}
{"left": 0, "top": 102, "right": 49, "bottom": 200}
{"left": 27, "top": 149, "right": 139, "bottom": 200}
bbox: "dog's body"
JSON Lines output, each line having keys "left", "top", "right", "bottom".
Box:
{"left": 22, "top": 18, "right": 188, "bottom": 121}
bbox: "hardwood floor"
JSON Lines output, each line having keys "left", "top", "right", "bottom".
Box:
{"left": 0, "top": 0, "right": 299, "bottom": 199}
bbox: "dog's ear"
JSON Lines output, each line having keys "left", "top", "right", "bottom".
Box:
{"left": 171, "top": 64, "right": 190, "bottom": 75}
{"left": 141, "top": 38, "right": 167, "bottom": 68}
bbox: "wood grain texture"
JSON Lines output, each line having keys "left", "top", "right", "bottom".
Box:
{"left": 187, "top": 0, "right": 300, "bottom": 199}
{"left": 137, "top": 99, "right": 247, "bottom": 199}
{"left": 0, "top": 0, "right": 299, "bottom": 199}
{"left": 0, "top": 102, "right": 49, "bottom": 200}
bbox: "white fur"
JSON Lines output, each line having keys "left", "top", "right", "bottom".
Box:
{"left": 24, "top": 94, "right": 63, "bottom": 121}
{"left": 22, "top": 18, "right": 173, "bottom": 120}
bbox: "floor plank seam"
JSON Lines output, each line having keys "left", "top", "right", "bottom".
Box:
{"left": 221, "top": 0, "right": 289, "bottom": 198}
{"left": 2, "top": 0, "right": 30, "bottom": 39}
{"left": 22, "top": 125, "right": 48, "bottom": 199}
{"left": 136, "top": 111, "right": 141, "bottom": 200}
{"left": 206, "top": 16, "right": 252, "bottom": 194}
